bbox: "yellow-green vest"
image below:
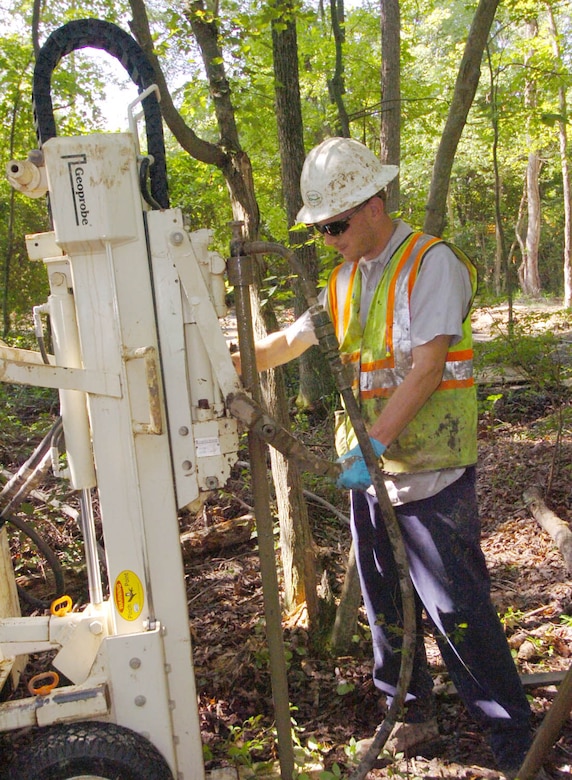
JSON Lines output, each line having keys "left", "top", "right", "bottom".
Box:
{"left": 329, "top": 231, "right": 478, "bottom": 475}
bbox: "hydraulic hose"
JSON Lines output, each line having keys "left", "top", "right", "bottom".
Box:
{"left": 0, "top": 418, "right": 67, "bottom": 608}
{"left": 6, "top": 512, "right": 66, "bottom": 609}
{"left": 0, "top": 418, "right": 64, "bottom": 530}
{"left": 32, "top": 18, "right": 169, "bottom": 209}
{"left": 238, "top": 240, "right": 416, "bottom": 775}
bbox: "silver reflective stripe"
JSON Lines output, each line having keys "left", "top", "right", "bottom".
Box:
{"left": 361, "top": 367, "right": 401, "bottom": 391}
{"left": 442, "top": 358, "right": 473, "bottom": 383}
{"left": 360, "top": 356, "right": 473, "bottom": 394}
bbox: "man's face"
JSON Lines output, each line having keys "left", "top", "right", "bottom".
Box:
{"left": 314, "top": 198, "right": 380, "bottom": 262}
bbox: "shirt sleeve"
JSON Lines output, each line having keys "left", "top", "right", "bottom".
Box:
{"left": 410, "top": 244, "right": 473, "bottom": 348}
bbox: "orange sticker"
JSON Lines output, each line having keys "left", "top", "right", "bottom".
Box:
{"left": 114, "top": 570, "right": 144, "bottom": 621}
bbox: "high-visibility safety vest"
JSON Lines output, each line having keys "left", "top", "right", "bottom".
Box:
{"left": 329, "top": 231, "right": 478, "bottom": 475}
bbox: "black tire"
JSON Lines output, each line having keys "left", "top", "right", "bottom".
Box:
{"left": 6, "top": 721, "right": 174, "bottom": 780}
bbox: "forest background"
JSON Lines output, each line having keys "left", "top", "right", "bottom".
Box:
{"left": 1, "top": 0, "right": 571, "bottom": 331}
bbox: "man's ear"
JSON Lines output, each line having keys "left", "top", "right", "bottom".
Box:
{"left": 369, "top": 195, "right": 386, "bottom": 218}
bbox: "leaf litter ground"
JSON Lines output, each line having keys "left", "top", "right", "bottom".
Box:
{"left": 185, "top": 415, "right": 572, "bottom": 780}
{"left": 187, "top": 302, "right": 572, "bottom": 779}
{"left": 2, "top": 302, "right": 571, "bottom": 780}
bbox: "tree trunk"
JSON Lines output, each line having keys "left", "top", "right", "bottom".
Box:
{"left": 486, "top": 43, "right": 507, "bottom": 299}
{"left": 327, "top": 0, "right": 350, "bottom": 137}
{"left": 518, "top": 20, "right": 542, "bottom": 298}
{"left": 547, "top": 7, "right": 572, "bottom": 309}
{"left": 330, "top": 542, "right": 362, "bottom": 654}
{"left": 3, "top": 66, "right": 28, "bottom": 337}
{"left": 271, "top": 0, "right": 342, "bottom": 625}
{"left": 271, "top": 0, "right": 334, "bottom": 413}
{"left": 518, "top": 152, "right": 542, "bottom": 296}
{"left": 424, "top": 0, "right": 500, "bottom": 237}
{"left": 380, "top": 0, "right": 401, "bottom": 214}
{"left": 2, "top": 190, "right": 15, "bottom": 338}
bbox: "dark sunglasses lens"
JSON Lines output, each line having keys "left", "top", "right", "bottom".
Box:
{"left": 314, "top": 219, "right": 349, "bottom": 236}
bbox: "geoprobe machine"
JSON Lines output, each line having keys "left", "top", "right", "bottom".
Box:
{"left": 0, "top": 19, "right": 344, "bottom": 780}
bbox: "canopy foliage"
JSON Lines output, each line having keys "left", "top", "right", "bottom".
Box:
{"left": 1, "top": 0, "right": 571, "bottom": 332}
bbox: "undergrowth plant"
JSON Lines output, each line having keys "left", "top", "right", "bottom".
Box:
{"left": 0, "top": 382, "right": 59, "bottom": 465}
{"left": 474, "top": 314, "right": 571, "bottom": 493}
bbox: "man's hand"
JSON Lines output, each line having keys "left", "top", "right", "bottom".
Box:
{"left": 336, "top": 438, "right": 386, "bottom": 490}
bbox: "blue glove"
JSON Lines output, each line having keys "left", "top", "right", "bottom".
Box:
{"left": 336, "top": 438, "right": 386, "bottom": 490}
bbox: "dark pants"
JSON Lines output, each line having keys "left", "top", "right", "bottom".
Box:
{"left": 350, "top": 467, "right": 532, "bottom": 767}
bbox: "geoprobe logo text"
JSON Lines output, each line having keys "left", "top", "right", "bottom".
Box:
{"left": 63, "top": 153, "right": 90, "bottom": 227}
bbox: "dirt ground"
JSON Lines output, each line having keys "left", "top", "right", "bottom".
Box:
{"left": 1, "top": 302, "right": 571, "bottom": 779}
{"left": 189, "top": 301, "right": 572, "bottom": 779}
{"left": 184, "top": 422, "right": 572, "bottom": 780}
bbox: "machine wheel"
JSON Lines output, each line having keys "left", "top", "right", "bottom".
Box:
{"left": 6, "top": 721, "right": 174, "bottom": 780}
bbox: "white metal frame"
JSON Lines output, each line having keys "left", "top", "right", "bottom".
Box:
{"left": 0, "top": 129, "right": 242, "bottom": 780}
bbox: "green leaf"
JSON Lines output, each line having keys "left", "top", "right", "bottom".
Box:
{"left": 335, "top": 681, "right": 355, "bottom": 696}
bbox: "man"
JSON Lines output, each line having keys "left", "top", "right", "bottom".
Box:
{"left": 235, "top": 137, "right": 533, "bottom": 778}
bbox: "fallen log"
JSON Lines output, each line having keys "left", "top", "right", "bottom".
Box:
{"left": 523, "top": 487, "right": 572, "bottom": 575}
{"left": 180, "top": 513, "right": 254, "bottom": 556}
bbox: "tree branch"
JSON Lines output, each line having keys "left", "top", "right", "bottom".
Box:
{"left": 128, "top": 0, "right": 225, "bottom": 167}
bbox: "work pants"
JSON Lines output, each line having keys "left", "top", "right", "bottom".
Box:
{"left": 350, "top": 467, "right": 532, "bottom": 766}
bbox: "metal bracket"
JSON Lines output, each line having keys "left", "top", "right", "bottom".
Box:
{"left": 124, "top": 346, "right": 163, "bottom": 435}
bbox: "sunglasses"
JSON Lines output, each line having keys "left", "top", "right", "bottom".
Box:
{"left": 312, "top": 199, "right": 369, "bottom": 236}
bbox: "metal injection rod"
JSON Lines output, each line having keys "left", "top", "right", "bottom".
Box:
{"left": 228, "top": 225, "right": 295, "bottom": 780}
{"left": 237, "top": 239, "right": 416, "bottom": 776}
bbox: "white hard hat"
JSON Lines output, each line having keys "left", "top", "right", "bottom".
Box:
{"left": 297, "top": 137, "right": 399, "bottom": 224}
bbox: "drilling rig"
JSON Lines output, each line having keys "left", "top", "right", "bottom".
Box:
{"left": 0, "top": 19, "right": 339, "bottom": 780}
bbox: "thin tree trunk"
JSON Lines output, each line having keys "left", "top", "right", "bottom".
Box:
{"left": 380, "top": 0, "right": 400, "bottom": 213}
{"left": 518, "top": 20, "right": 542, "bottom": 298}
{"left": 518, "top": 152, "right": 542, "bottom": 296}
{"left": 3, "top": 52, "right": 31, "bottom": 337}
{"left": 487, "top": 44, "right": 507, "bottom": 299}
{"left": 546, "top": 6, "right": 572, "bottom": 309}
{"left": 271, "top": 0, "right": 345, "bottom": 625}
{"left": 330, "top": 542, "right": 362, "bottom": 654}
{"left": 3, "top": 189, "right": 15, "bottom": 339}
{"left": 424, "top": 0, "right": 500, "bottom": 237}
{"left": 271, "top": 0, "right": 334, "bottom": 413}
{"left": 328, "top": 0, "right": 350, "bottom": 137}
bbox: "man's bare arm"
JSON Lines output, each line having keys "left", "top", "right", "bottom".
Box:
{"left": 231, "top": 330, "right": 311, "bottom": 375}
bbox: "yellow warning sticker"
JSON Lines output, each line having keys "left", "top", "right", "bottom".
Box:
{"left": 114, "top": 570, "right": 144, "bottom": 621}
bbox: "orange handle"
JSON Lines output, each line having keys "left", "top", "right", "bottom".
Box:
{"left": 51, "top": 595, "right": 72, "bottom": 617}
{"left": 28, "top": 670, "right": 60, "bottom": 696}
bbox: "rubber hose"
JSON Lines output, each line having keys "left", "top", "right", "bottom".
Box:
{"left": 32, "top": 18, "right": 169, "bottom": 208}
{"left": 6, "top": 513, "right": 66, "bottom": 609}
